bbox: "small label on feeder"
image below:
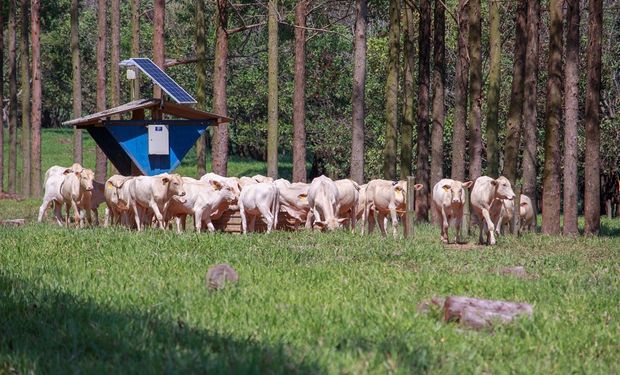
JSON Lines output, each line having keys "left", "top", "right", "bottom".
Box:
{"left": 148, "top": 124, "right": 169, "bottom": 155}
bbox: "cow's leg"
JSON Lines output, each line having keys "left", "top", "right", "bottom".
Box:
{"left": 305, "top": 210, "right": 314, "bottom": 229}
{"left": 440, "top": 207, "right": 449, "bottom": 243}
{"left": 133, "top": 204, "right": 143, "bottom": 231}
{"left": 350, "top": 208, "right": 357, "bottom": 233}
{"left": 367, "top": 209, "right": 375, "bottom": 234}
{"left": 389, "top": 207, "right": 399, "bottom": 238}
{"left": 194, "top": 209, "right": 204, "bottom": 233}
{"left": 37, "top": 198, "right": 51, "bottom": 223}
{"left": 455, "top": 217, "right": 463, "bottom": 244}
{"left": 376, "top": 212, "right": 388, "bottom": 237}
{"left": 480, "top": 208, "right": 496, "bottom": 245}
{"left": 51, "top": 201, "right": 64, "bottom": 226}
{"left": 249, "top": 215, "right": 257, "bottom": 233}
{"left": 148, "top": 200, "right": 165, "bottom": 229}
{"left": 240, "top": 205, "right": 248, "bottom": 234}
{"left": 257, "top": 204, "right": 274, "bottom": 233}
{"left": 71, "top": 201, "right": 81, "bottom": 228}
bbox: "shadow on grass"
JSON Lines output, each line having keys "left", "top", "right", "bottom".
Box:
{"left": 0, "top": 275, "right": 322, "bottom": 374}
{"left": 600, "top": 220, "right": 620, "bottom": 237}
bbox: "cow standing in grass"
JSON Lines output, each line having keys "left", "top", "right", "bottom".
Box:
{"left": 432, "top": 179, "right": 474, "bottom": 243}
{"left": 470, "top": 176, "right": 515, "bottom": 245}
{"left": 127, "top": 174, "right": 186, "bottom": 231}
{"left": 239, "top": 182, "right": 279, "bottom": 234}
{"left": 306, "top": 176, "right": 346, "bottom": 231}
{"left": 363, "top": 179, "right": 423, "bottom": 238}
{"left": 60, "top": 168, "right": 95, "bottom": 228}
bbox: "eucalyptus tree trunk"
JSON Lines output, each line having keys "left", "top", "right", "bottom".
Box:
{"left": 350, "top": 0, "right": 367, "bottom": 184}
{"left": 503, "top": 0, "right": 527, "bottom": 184}
{"left": 30, "top": 0, "right": 42, "bottom": 197}
{"left": 430, "top": 0, "right": 445, "bottom": 189}
{"left": 110, "top": 0, "right": 120, "bottom": 109}
{"left": 267, "top": 0, "right": 279, "bottom": 179}
{"left": 20, "top": 0, "right": 31, "bottom": 197}
{"left": 485, "top": 0, "right": 500, "bottom": 178}
{"left": 467, "top": 0, "right": 482, "bottom": 181}
{"left": 450, "top": 0, "right": 468, "bottom": 182}
{"left": 211, "top": 0, "right": 230, "bottom": 176}
{"left": 131, "top": 0, "right": 140, "bottom": 97}
{"left": 541, "top": 0, "right": 564, "bottom": 235}
{"left": 383, "top": 0, "right": 399, "bottom": 180}
{"left": 563, "top": 0, "right": 579, "bottom": 236}
{"left": 0, "top": 1, "right": 4, "bottom": 192}
{"left": 153, "top": 0, "right": 165, "bottom": 99}
{"left": 415, "top": 0, "right": 431, "bottom": 221}
{"left": 8, "top": 0, "right": 17, "bottom": 194}
{"left": 71, "top": 0, "right": 82, "bottom": 165}
{"left": 292, "top": 0, "right": 308, "bottom": 182}
{"left": 95, "top": 0, "right": 107, "bottom": 183}
{"left": 195, "top": 0, "right": 207, "bottom": 176}
{"left": 522, "top": 0, "right": 540, "bottom": 231}
{"left": 584, "top": 0, "right": 602, "bottom": 235}
{"left": 400, "top": 1, "right": 415, "bottom": 180}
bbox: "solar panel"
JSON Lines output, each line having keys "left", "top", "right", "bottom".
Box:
{"left": 130, "top": 58, "right": 197, "bottom": 104}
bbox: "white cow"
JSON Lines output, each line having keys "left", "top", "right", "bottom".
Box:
{"left": 274, "top": 179, "right": 310, "bottom": 229}
{"left": 38, "top": 164, "right": 85, "bottom": 225}
{"left": 363, "top": 179, "right": 423, "bottom": 237}
{"left": 60, "top": 168, "right": 95, "bottom": 228}
{"left": 166, "top": 179, "right": 235, "bottom": 233}
{"left": 432, "top": 179, "right": 474, "bottom": 243}
{"left": 335, "top": 179, "right": 360, "bottom": 232}
{"left": 239, "top": 182, "right": 279, "bottom": 234}
{"left": 200, "top": 173, "right": 241, "bottom": 206}
{"left": 519, "top": 194, "right": 535, "bottom": 232}
{"left": 127, "top": 173, "right": 186, "bottom": 231}
{"left": 104, "top": 175, "right": 134, "bottom": 227}
{"left": 470, "top": 176, "right": 515, "bottom": 245}
{"left": 305, "top": 175, "right": 346, "bottom": 231}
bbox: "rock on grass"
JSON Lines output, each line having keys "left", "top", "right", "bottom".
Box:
{"left": 205, "top": 264, "right": 238, "bottom": 290}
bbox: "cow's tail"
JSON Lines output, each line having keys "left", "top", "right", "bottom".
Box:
{"left": 350, "top": 180, "right": 361, "bottom": 191}
{"left": 272, "top": 183, "right": 280, "bottom": 230}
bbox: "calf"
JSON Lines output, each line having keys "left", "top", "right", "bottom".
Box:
{"left": 127, "top": 173, "right": 186, "bottom": 231}
{"left": 60, "top": 168, "right": 95, "bottom": 228}
{"left": 470, "top": 176, "right": 515, "bottom": 245}
{"left": 335, "top": 179, "right": 360, "bottom": 232}
{"left": 200, "top": 173, "right": 241, "bottom": 207}
{"left": 104, "top": 175, "right": 134, "bottom": 227}
{"left": 239, "top": 182, "right": 279, "bottom": 234}
{"left": 432, "top": 178, "right": 474, "bottom": 243}
{"left": 363, "top": 179, "right": 423, "bottom": 237}
{"left": 519, "top": 194, "right": 535, "bottom": 233}
{"left": 274, "top": 179, "right": 310, "bottom": 229}
{"left": 38, "top": 164, "right": 85, "bottom": 225}
{"left": 306, "top": 175, "right": 345, "bottom": 231}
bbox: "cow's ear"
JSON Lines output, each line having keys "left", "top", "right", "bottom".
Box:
{"left": 298, "top": 193, "right": 308, "bottom": 201}
{"left": 491, "top": 180, "right": 498, "bottom": 186}
{"left": 210, "top": 180, "right": 223, "bottom": 190}
{"left": 391, "top": 181, "right": 398, "bottom": 186}
{"left": 520, "top": 202, "right": 528, "bottom": 207}
{"left": 337, "top": 218, "right": 348, "bottom": 224}
{"left": 414, "top": 183, "right": 424, "bottom": 191}
{"left": 442, "top": 184, "right": 451, "bottom": 191}
{"left": 63, "top": 169, "right": 72, "bottom": 175}
{"left": 314, "top": 221, "right": 326, "bottom": 229}
{"left": 463, "top": 181, "right": 474, "bottom": 189}
{"left": 162, "top": 177, "right": 170, "bottom": 184}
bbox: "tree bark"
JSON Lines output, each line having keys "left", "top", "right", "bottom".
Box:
{"left": 95, "top": 0, "right": 107, "bottom": 182}
{"left": 383, "top": 0, "right": 399, "bottom": 180}
{"left": 292, "top": 0, "right": 308, "bottom": 182}
{"left": 0, "top": 1, "right": 4, "bottom": 192}
{"left": 450, "top": 0, "right": 469, "bottom": 182}
{"left": 8, "top": 0, "right": 17, "bottom": 194}
{"left": 467, "top": 0, "right": 482, "bottom": 181}
{"left": 20, "top": 1, "right": 31, "bottom": 197}
{"left": 267, "top": 0, "right": 279, "bottom": 179}
{"left": 503, "top": 1, "right": 527, "bottom": 184}
{"left": 485, "top": 0, "right": 500, "bottom": 178}
{"left": 563, "top": 0, "right": 579, "bottom": 235}
{"left": 350, "top": 0, "right": 367, "bottom": 184}
{"left": 153, "top": 0, "right": 165, "bottom": 99}
{"left": 400, "top": 1, "right": 414, "bottom": 180}
{"left": 211, "top": 0, "right": 229, "bottom": 176}
{"left": 30, "top": 0, "right": 42, "bottom": 197}
{"left": 131, "top": 0, "right": 140, "bottom": 97}
{"left": 522, "top": 0, "right": 540, "bottom": 231}
{"left": 195, "top": 0, "right": 207, "bottom": 177}
{"left": 110, "top": 0, "right": 120, "bottom": 108}
{"left": 584, "top": 0, "right": 602, "bottom": 235}
{"left": 415, "top": 0, "right": 431, "bottom": 221}
{"left": 430, "top": 0, "right": 445, "bottom": 190}
{"left": 71, "top": 0, "right": 82, "bottom": 165}
{"left": 541, "top": 0, "right": 563, "bottom": 235}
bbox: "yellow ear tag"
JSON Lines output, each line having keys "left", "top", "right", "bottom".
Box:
{"left": 299, "top": 195, "right": 308, "bottom": 202}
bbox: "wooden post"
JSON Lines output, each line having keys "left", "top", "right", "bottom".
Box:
{"left": 405, "top": 176, "right": 416, "bottom": 238}
{"left": 511, "top": 185, "right": 521, "bottom": 235}
{"left": 462, "top": 186, "right": 470, "bottom": 242}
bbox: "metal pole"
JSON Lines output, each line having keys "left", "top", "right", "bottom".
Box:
{"left": 405, "top": 176, "right": 416, "bottom": 238}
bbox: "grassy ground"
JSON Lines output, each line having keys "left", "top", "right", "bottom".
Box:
{"left": 1, "top": 129, "right": 619, "bottom": 373}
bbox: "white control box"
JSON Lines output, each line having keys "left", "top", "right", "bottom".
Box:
{"left": 148, "top": 124, "right": 169, "bottom": 155}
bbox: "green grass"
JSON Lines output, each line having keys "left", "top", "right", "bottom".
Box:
{"left": 1, "top": 129, "right": 619, "bottom": 373}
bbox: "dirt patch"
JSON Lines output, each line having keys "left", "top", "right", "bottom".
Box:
{"left": 444, "top": 242, "right": 483, "bottom": 251}
{"left": 495, "top": 266, "right": 538, "bottom": 280}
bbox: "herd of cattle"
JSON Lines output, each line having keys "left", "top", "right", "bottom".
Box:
{"left": 37, "top": 163, "right": 535, "bottom": 245}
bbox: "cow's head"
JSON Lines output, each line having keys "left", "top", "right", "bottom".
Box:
{"left": 164, "top": 174, "right": 186, "bottom": 198}
{"left": 313, "top": 217, "right": 347, "bottom": 231}
{"left": 493, "top": 176, "right": 515, "bottom": 200}
{"left": 79, "top": 169, "right": 95, "bottom": 191}
{"left": 442, "top": 180, "right": 473, "bottom": 205}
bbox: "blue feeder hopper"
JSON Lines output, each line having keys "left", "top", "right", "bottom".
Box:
{"left": 62, "top": 58, "right": 231, "bottom": 176}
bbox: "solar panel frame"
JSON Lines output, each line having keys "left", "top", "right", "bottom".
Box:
{"left": 131, "top": 58, "right": 197, "bottom": 104}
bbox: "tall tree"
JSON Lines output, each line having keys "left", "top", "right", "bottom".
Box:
{"left": 430, "top": 0, "right": 445, "bottom": 190}
{"left": 522, "top": 0, "right": 540, "bottom": 230}
{"left": 211, "top": 0, "right": 230, "bottom": 176}
{"left": 485, "top": 0, "right": 501, "bottom": 178}
{"left": 71, "top": 0, "right": 82, "bottom": 165}
{"left": 195, "top": 0, "right": 207, "bottom": 176}
{"left": 292, "top": 0, "right": 308, "bottom": 182}
{"left": 400, "top": 0, "right": 414, "bottom": 180}
{"left": 584, "top": 0, "right": 602, "bottom": 235}
{"left": 467, "top": 0, "right": 482, "bottom": 180}
{"left": 383, "top": 0, "right": 399, "bottom": 180}
{"left": 30, "top": 0, "right": 42, "bottom": 197}
{"left": 8, "top": 0, "right": 17, "bottom": 194}
{"left": 450, "top": 0, "right": 469, "bottom": 181}
{"left": 563, "top": 0, "right": 579, "bottom": 235}
{"left": 20, "top": 0, "right": 31, "bottom": 197}
{"left": 415, "top": 0, "right": 431, "bottom": 221}
{"left": 541, "top": 0, "right": 563, "bottom": 235}
{"left": 350, "top": 0, "right": 367, "bottom": 184}
{"left": 95, "top": 0, "right": 107, "bottom": 182}
{"left": 0, "top": 0, "right": 4, "bottom": 192}
{"left": 153, "top": 0, "right": 165, "bottom": 99}
{"left": 110, "top": 0, "right": 120, "bottom": 109}
{"left": 131, "top": 0, "right": 140, "bottom": 98}
{"left": 267, "top": 0, "right": 279, "bottom": 178}
{"left": 503, "top": 1, "right": 527, "bottom": 184}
